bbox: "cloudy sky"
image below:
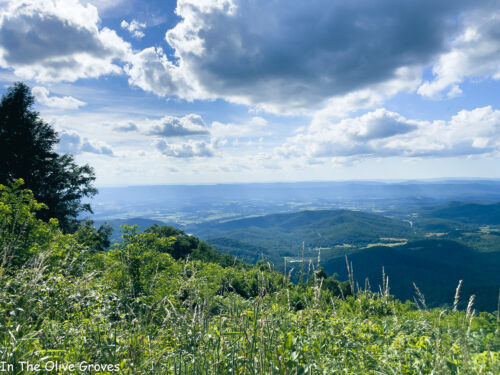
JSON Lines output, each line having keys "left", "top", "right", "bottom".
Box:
{"left": 1, "top": 0, "right": 500, "bottom": 185}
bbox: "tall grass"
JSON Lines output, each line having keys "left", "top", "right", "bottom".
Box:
{"left": 0, "top": 249, "right": 498, "bottom": 374}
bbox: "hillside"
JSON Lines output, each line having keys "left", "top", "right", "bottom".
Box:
{"left": 421, "top": 202, "right": 500, "bottom": 224}
{"left": 189, "top": 209, "right": 414, "bottom": 262}
{"left": 414, "top": 202, "right": 500, "bottom": 253}
{"left": 325, "top": 240, "right": 500, "bottom": 311}
{"left": 192, "top": 209, "right": 408, "bottom": 232}
{"left": 189, "top": 209, "right": 500, "bottom": 311}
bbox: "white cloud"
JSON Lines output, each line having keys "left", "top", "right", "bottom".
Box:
{"left": 32, "top": 86, "right": 86, "bottom": 109}
{"left": 82, "top": 0, "right": 126, "bottom": 12}
{"left": 146, "top": 114, "right": 209, "bottom": 137}
{"left": 121, "top": 19, "right": 146, "bottom": 39}
{"left": 154, "top": 138, "right": 216, "bottom": 158}
{"left": 418, "top": 10, "right": 500, "bottom": 99}
{"left": 112, "top": 121, "right": 138, "bottom": 132}
{"left": 310, "top": 66, "right": 422, "bottom": 128}
{"left": 126, "top": 0, "right": 486, "bottom": 113}
{"left": 0, "top": 0, "right": 131, "bottom": 82}
{"left": 104, "top": 113, "right": 271, "bottom": 143}
{"left": 278, "top": 106, "right": 500, "bottom": 160}
{"left": 125, "top": 46, "right": 205, "bottom": 99}
{"left": 210, "top": 116, "right": 269, "bottom": 138}
{"left": 58, "top": 129, "right": 114, "bottom": 155}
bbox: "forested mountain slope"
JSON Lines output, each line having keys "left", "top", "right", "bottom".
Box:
{"left": 189, "top": 209, "right": 413, "bottom": 260}
{"left": 189, "top": 209, "right": 500, "bottom": 311}
{"left": 325, "top": 240, "right": 500, "bottom": 311}
{"left": 421, "top": 202, "right": 500, "bottom": 224}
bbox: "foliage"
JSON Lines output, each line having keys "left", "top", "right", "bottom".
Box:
{"left": 0, "top": 179, "right": 58, "bottom": 270}
{"left": 145, "top": 224, "right": 243, "bottom": 267}
{"left": 74, "top": 219, "right": 113, "bottom": 252}
{"left": 0, "top": 184, "right": 499, "bottom": 374}
{"left": 0, "top": 82, "right": 96, "bottom": 232}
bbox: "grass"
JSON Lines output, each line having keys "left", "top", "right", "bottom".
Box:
{"left": 0, "top": 249, "right": 498, "bottom": 374}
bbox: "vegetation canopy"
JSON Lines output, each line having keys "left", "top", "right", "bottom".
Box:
{"left": 0, "top": 82, "right": 96, "bottom": 232}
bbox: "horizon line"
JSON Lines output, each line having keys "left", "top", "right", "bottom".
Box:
{"left": 95, "top": 177, "right": 500, "bottom": 188}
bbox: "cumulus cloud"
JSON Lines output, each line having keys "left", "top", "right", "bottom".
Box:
{"left": 126, "top": 0, "right": 488, "bottom": 112}
{"left": 58, "top": 129, "right": 114, "bottom": 155}
{"left": 418, "top": 9, "right": 500, "bottom": 99}
{"left": 121, "top": 19, "right": 146, "bottom": 38}
{"left": 278, "top": 107, "right": 500, "bottom": 160}
{"left": 147, "top": 114, "right": 209, "bottom": 137}
{"left": 1, "top": 0, "right": 497, "bottom": 118}
{"left": 125, "top": 46, "right": 201, "bottom": 99}
{"left": 82, "top": 0, "right": 126, "bottom": 12}
{"left": 309, "top": 66, "right": 422, "bottom": 125}
{"left": 211, "top": 116, "right": 269, "bottom": 138}
{"left": 32, "top": 86, "right": 86, "bottom": 109}
{"left": 154, "top": 139, "right": 216, "bottom": 158}
{"left": 112, "top": 122, "right": 138, "bottom": 132}
{"left": 113, "top": 122, "right": 139, "bottom": 133}
{"left": 0, "top": 0, "right": 131, "bottom": 82}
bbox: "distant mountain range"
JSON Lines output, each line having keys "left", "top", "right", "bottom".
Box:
{"left": 89, "top": 180, "right": 500, "bottom": 224}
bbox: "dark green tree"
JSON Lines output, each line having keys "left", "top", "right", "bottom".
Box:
{"left": 0, "top": 82, "right": 97, "bottom": 232}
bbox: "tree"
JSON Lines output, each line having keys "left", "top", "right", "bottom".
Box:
{"left": 75, "top": 219, "right": 113, "bottom": 252}
{"left": 0, "top": 82, "right": 97, "bottom": 232}
{"left": 145, "top": 224, "right": 199, "bottom": 259}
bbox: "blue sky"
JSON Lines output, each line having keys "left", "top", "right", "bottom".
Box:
{"left": 1, "top": 0, "right": 500, "bottom": 185}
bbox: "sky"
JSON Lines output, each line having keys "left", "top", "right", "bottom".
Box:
{"left": 1, "top": 0, "right": 500, "bottom": 186}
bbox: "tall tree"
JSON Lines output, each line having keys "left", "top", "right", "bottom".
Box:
{"left": 0, "top": 82, "right": 96, "bottom": 232}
